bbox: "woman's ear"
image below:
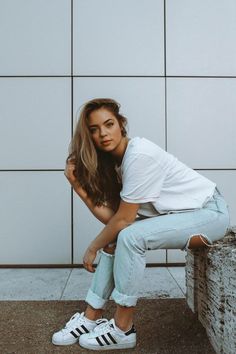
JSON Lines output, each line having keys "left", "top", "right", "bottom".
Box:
{"left": 121, "top": 126, "right": 126, "bottom": 136}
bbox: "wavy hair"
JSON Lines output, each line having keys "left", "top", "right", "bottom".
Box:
{"left": 66, "top": 98, "right": 128, "bottom": 209}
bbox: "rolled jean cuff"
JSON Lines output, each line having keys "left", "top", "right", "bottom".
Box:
{"left": 85, "top": 288, "right": 108, "bottom": 309}
{"left": 100, "top": 249, "right": 115, "bottom": 257}
{"left": 111, "top": 288, "right": 138, "bottom": 307}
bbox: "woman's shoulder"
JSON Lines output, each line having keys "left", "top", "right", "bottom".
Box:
{"left": 128, "top": 136, "right": 165, "bottom": 156}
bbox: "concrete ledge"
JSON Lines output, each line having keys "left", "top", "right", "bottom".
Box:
{"left": 185, "top": 226, "right": 236, "bottom": 354}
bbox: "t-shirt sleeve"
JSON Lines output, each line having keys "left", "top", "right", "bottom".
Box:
{"left": 120, "top": 153, "right": 166, "bottom": 203}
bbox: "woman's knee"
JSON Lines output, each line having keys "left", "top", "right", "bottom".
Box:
{"left": 116, "top": 227, "right": 145, "bottom": 252}
{"left": 187, "top": 234, "right": 211, "bottom": 249}
{"left": 117, "top": 228, "right": 132, "bottom": 245}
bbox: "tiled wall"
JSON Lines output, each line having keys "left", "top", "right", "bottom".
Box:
{"left": 0, "top": 0, "right": 235, "bottom": 265}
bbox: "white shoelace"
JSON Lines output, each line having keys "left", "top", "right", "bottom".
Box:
{"left": 93, "top": 320, "right": 113, "bottom": 335}
{"left": 61, "top": 312, "right": 83, "bottom": 333}
{"left": 95, "top": 318, "right": 109, "bottom": 326}
{"left": 61, "top": 313, "right": 108, "bottom": 334}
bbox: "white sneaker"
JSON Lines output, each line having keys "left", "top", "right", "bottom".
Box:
{"left": 52, "top": 311, "right": 106, "bottom": 346}
{"left": 79, "top": 318, "right": 137, "bottom": 350}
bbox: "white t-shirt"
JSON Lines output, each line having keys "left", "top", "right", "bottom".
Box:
{"left": 115, "top": 137, "right": 216, "bottom": 217}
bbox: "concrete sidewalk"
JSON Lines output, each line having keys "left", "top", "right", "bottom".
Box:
{"left": 0, "top": 266, "right": 185, "bottom": 300}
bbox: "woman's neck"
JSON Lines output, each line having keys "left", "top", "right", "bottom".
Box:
{"left": 113, "top": 137, "right": 130, "bottom": 167}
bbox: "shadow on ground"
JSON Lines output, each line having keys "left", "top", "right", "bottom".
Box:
{"left": 0, "top": 299, "right": 215, "bottom": 354}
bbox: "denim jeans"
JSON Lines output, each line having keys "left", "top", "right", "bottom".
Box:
{"left": 85, "top": 187, "right": 230, "bottom": 308}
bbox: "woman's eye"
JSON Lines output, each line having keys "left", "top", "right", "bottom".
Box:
{"left": 107, "top": 122, "right": 114, "bottom": 127}
{"left": 90, "top": 128, "right": 97, "bottom": 134}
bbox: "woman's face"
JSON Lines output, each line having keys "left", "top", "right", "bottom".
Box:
{"left": 88, "top": 108, "right": 124, "bottom": 152}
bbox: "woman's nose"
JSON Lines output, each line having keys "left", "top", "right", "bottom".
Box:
{"left": 100, "top": 127, "right": 108, "bottom": 136}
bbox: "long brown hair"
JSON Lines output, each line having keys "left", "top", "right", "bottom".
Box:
{"left": 67, "top": 98, "right": 128, "bottom": 209}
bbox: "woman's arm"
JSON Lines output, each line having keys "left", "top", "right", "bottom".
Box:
{"left": 83, "top": 199, "right": 140, "bottom": 272}
{"left": 64, "top": 158, "right": 117, "bottom": 225}
{"left": 89, "top": 199, "right": 140, "bottom": 251}
{"left": 72, "top": 180, "right": 117, "bottom": 225}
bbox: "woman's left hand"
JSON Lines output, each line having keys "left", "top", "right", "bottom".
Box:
{"left": 83, "top": 247, "right": 98, "bottom": 273}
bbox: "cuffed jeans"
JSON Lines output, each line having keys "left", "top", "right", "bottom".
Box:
{"left": 85, "top": 187, "right": 230, "bottom": 308}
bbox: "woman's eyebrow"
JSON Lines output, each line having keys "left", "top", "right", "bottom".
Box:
{"left": 89, "top": 118, "right": 114, "bottom": 127}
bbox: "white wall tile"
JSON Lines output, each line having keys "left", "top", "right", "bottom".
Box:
{"left": 73, "top": 0, "right": 164, "bottom": 75}
{"left": 146, "top": 249, "right": 166, "bottom": 264}
{"left": 73, "top": 77, "right": 165, "bottom": 147}
{"left": 167, "top": 250, "right": 186, "bottom": 263}
{"left": 199, "top": 170, "right": 236, "bottom": 225}
{"left": 166, "top": 0, "right": 236, "bottom": 76}
{"left": 0, "top": 172, "right": 71, "bottom": 264}
{"left": 0, "top": 0, "right": 70, "bottom": 75}
{"left": 0, "top": 78, "right": 71, "bottom": 169}
{"left": 167, "top": 78, "right": 236, "bottom": 168}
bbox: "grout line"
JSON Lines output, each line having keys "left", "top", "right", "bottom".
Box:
{"left": 164, "top": 0, "right": 166, "bottom": 78}
{"left": 1, "top": 168, "right": 235, "bottom": 172}
{"left": 71, "top": 187, "right": 74, "bottom": 265}
{"left": 71, "top": 0, "right": 74, "bottom": 265}
{"left": 0, "top": 263, "right": 186, "bottom": 268}
{"left": 60, "top": 269, "right": 73, "bottom": 300}
{"left": 1, "top": 75, "right": 236, "bottom": 78}
{"left": 166, "top": 267, "right": 186, "bottom": 297}
{"left": 165, "top": 79, "right": 168, "bottom": 151}
{"left": 164, "top": 0, "right": 168, "bottom": 154}
{"left": 71, "top": 0, "right": 73, "bottom": 77}
{"left": 0, "top": 170, "right": 64, "bottom": 172}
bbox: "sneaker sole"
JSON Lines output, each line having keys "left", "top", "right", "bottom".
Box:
{"left": 79, "top": 341, "right": 136, "bottom": 350}
{"left": 52, "top": 338, "right": 78, "bottom": 346}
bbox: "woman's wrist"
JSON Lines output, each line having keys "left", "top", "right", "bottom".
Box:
{"left": 70, "top": 179, "right": 80, "bottom": 189}
{"left": 89, "top": 240, "right": 116, "bottom": 253}
{"left": 71, "top": 180, "right": 87, "bottom": 198}
{"left": 88, "top": 243, "right": 99, "bottom": 252}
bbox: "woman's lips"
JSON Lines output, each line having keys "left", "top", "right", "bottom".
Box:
{"left": 101, "top": 140, "right": 112, "bottom": 145}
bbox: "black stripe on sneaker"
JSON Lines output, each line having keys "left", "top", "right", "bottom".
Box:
{"left": 101, "top": 334, "right": 110, "bottom": 345}
{"left": 125, "top": 324, "right": 136, "bottom": 335}
{"left": 75, "top": 327, "right": 83, "bottom": 335}
{"left": 81, "top": 325, "right": 89, "bottom": 333}
{"left": 70, "top": 330, "right": 78, "bottom": 338}
{"left": 107, "top": 332, "right": 117, "bottom": 344}
{"left": 95, "top": 336, "right": 104, "bottom": 346}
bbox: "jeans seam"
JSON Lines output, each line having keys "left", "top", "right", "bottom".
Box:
{"left": 116, "top": 233, "right": 143, "bottom": 295}
{"left": 144, "top": 214, "right": 227, "bottom": 250}
{"left": 126, "top": 252, "right": 135, "bottom": 288}
{"left": 144, "top": 217, "right": 218, "bottom": 240}
{"left": 137, "top": 205, "right": 226, "bottom": 240}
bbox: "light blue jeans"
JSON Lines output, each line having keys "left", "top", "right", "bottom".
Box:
{"left": 85, "top": 187, "right": 230, "bottom": 308}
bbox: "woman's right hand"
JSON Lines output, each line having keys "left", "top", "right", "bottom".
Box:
{"left": 65, "top": 158, "right": 88, "bottom": 200}
{"left": 64, "top": 158, "right": 77, "bottom": 185}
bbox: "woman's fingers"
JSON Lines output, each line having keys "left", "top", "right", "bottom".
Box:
{"left": 83, "top": 262, "right": 95, "bottom": 273}
{"left": 67, "top": 156, "right": 76, "bottom": 163}
{"left": 64, "top": 161, "right": 77, "bottom": 182}
{"left": 83, "top": 247, "right": 97, "bottom": 273}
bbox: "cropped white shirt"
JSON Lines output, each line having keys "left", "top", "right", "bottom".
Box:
{"left": 115, "top": 137, "right": 216, "bottom": 217}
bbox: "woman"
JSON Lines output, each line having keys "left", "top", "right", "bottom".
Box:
{"left": 52, "top": 98, "right": 230, "bottom": 350}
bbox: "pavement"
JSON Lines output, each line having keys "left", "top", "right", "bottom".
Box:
{"left": 0, "top": 267, "right": 215, "bottom": 353}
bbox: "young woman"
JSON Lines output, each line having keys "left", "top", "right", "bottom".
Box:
{"left": 52, "top": 98, "right": 230, "bottom": 350}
